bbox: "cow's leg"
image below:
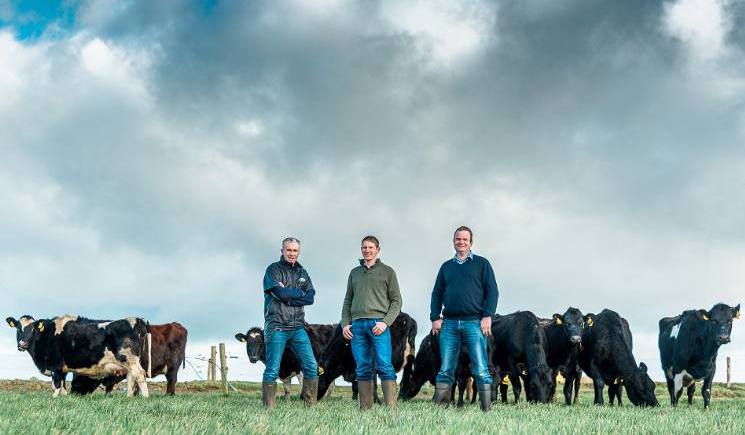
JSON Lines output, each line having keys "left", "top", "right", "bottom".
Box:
{"left": 508, "top": 373, "right": 522, "bottom": 403}
{"left": 352, "top": 380, "right": 358, "bottom": 400}
{"left": 500, "top": 382, "right": 508, "bottom": 403}
{"left": 608, "top": 382, "right": 619, "bottom": 406}
{"left": 281, "top": 376, "right": 292, "bottom": 400}
{"left": 398, "top": 353, "right": 415, "bottom": 400}
{"left": 666, "top": 377, "right": 677, "bottom": 406}
{"left": 295, "top": 372, "right": 304, "bottom": 399}
{"left": 563, "top": 374, "right": 574, "bottom": 405}
{"left": 702, "top": 371, "right": 714, "bottom": 410}
{"left": 123, "top": 350, "right": 149, "bottom": 398}
{"left": 549, "top": 370, "right": 558, "bottom": 402}
{"left": 573, "top": 371, "right": 581, "bottom": 404}
{"left": 165, "top": 367, "right": 178, "bottom": 396}
{"left": 456, "top": 376, "right": 467, "bottom": 407}
{"left": 686, "top": 383, "right": 696, "bottom": 406}
{"left": 592, "top": 377, "right": 605, "bottom": 405}
{"left": 51, "top": 371, "right": 67, "bottom": 398}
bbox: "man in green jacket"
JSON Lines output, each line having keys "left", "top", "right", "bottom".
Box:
{"left": 341, "top": 235, "right": 402, "bottom": 409}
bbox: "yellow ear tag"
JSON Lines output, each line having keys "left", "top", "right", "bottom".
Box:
{"left": 555, "top": 317, "right": 563, "bottom": 325}
{"left": 238, "top": 337, "right": 246, "bottom": 342}
{"left": 318, "top": 366, "right": 324, "bottom": 376}
{"left": 702, "top": 314, "right": 710, "bottom": 321}
{"left": 735, "top": 310, "right": 740, "bottom": 320}
{"left": 501, "top": 375, "right": 509, "bottom": 385}
{"left": 37, "top": 323, "right": 45, "bottom": 332}
{"left": 7, "top": 320, "right": 15, "bottom": 328}
{"left": 587, "top": 318, "right": 593, "bottom": 327}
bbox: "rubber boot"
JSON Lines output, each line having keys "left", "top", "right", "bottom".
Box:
{"left": 262, "top": 382, "right": 276, "bottom": 409}
{"left": 358, "top": 380, "right": 374, "bottom": 410}
{"left": 382, "top": 380, "right": 397, "bottom": 409}
{"left": 301, "top": 378, "right": 318, "bottom": 407}
{"left": 478, "top": 384, "right": 491, "bottom": 412}
{"left": 433, "top": 383, "right": 451, "bottom": 406}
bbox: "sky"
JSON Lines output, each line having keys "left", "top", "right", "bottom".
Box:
{"left": 1, "top": 0, "right": 744, "bottom": 384}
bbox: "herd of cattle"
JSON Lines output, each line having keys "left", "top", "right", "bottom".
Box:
{"left": 5, "top": 302, "right": 740, "bottom": 409}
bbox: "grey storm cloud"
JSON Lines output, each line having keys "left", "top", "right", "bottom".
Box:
{"left": 1, "top": 0, "right": 744, "bottom": 379}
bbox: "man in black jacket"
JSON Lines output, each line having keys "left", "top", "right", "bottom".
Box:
{"left": 261, "top": 237, "right": 318, "bottom": 408}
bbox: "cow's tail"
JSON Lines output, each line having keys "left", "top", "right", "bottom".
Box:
{"left": 147, "top": 332, "right": 152, "bottom": 378}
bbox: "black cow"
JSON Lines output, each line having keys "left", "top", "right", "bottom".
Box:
{"left": 540, "top": 307, "right": 585, "bottom": 405}
{"left": 405, "top": 333, "right": 481, "bottom": 405}
{"left": 491, "top": 311, "right": 553, "bottom": 403}
{"left": 578, "top": 309, "right": 658, "bottom": 407}
{"left": 6, "top": 315, "right": 150, "bottom": 397}
{"left": 317, "top": 312, "right": 417, "bottom": 401}
{"left": 659, "top": 303, "right": 740, "bottom": 409}
{"left": 235, "top": 323, "right": 336, "bottom": 399}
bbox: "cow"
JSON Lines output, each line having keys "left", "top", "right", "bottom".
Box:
{"left": 70, "top": 322, "right": 188, "bottom": 396}
{"left": 540, "top": 307, "right": 585, "bottom": 405}
{"left": 317, "top": 312, "right": 417, "bottom": 401}
{"left": 578, "top": 309, "right": 658, "bottom": 407}
{"left": 235, "top": 323, "right": 336, "bottom": 399}
{"left": 659, "top": 303, "right": 740, "bottom": 409}
{"left": 5, "top": 314, "right": 150, "bottom": 398}
{"left": 490, "top": 311, "right": 553, "bottom": 404}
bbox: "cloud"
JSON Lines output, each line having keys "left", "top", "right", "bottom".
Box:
{"left": 1, "top": 1, "right": 744, "bottom": 380}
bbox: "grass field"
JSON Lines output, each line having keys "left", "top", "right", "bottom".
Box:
{"left": 1, "top": 380, "right": 744, "bottom": 434}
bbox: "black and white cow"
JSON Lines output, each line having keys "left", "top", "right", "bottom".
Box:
{"left": 540, "top": 307, "right": 585, "bottom": 405}
{"left": 235, "top": 323, "right": 337, "bottom": 399}
{"left": 317, "top": 312, "right": 417, "bottom": 401}
{"left": 659, "top": 303, "right": 740, "bottom": 409}
{"left": 578, "top": 309, "right": 658, "bottom": 407}
{"left": 6, "top": 314, "right": 150, "bottom": 398}
{"left": 491, "top": 311, "right": 554, "bottom": 404}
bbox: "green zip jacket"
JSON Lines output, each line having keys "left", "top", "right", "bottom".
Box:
{"left": 341, "top": 259, "right": 402, "bottom": 326}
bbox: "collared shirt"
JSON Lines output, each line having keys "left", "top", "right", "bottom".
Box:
{"left": 453, "top": 250, "right": 474, "bottom": 265}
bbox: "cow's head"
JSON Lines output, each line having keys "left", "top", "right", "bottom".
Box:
{"left": 698, "top": 303, "right": 740, "bottom": 345}
{"left": 235, "top": 327, "right": 265, "bottom": 363}
{"left": 6, "top": 315, "right": 43, "bottom": 352}
{"left": 526, "top": 363, "right": 553, "bottom": 404}
{"left": 624, "top": 362, "right": 659, "bottom": 407}
{"left": 552, "top": 307, "right": 585, "bottom": 345}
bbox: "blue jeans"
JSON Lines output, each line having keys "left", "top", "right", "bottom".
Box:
{"left": 262, "top": 327, "right": 318, "bottom": 382}
{"left": 350, "top": 319, "right": 397, "bottom": 381}
{"left": 436, "top": 319, "right": 492, "bottom": 385}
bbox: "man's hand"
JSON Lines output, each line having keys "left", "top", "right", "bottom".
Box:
{"left": 372, "top": 322, "right": 387, "bottom": 336}
{"left": 431, "top": 319, "right": 443, "bottom": 335}
{"left": 481, "top": 316, "right": 492, "bottom": 336}
{"left": 342, "top": 325, "right": 353, "bottom": 340}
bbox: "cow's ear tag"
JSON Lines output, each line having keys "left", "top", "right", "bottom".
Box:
{"left": 702, "top": 313, "right": 710, "bottom": 321}
{"left": 735, "top": 310, "right": 740, "bottom": 320}
{"left": 7, "top": 320, "right": 15, "bottom": 328}
{"left": 587, "top": 317, "right": 593, "bottom": 327}
{"left": 318, "top": 366, "right": 324, "bottom": 376}
{"left": 37, "top": 322, "right": 45, "bottom": 332}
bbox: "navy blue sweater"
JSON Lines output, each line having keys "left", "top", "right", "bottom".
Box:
{"left": 429, "top": 254, "right": 499, "bottom": 321}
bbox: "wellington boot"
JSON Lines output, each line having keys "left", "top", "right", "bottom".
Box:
{"left": 382, "top": 380, "right": 397, "bottom": 409}
{"left": 433, "top": 383, "right": 451, "bottom": 406}
{"left": 478, "top": 384, "right": 491, "bottom": 412}
{"left": 262, "top": 382, "right": 276, "bottom": 409}
{"left": 301, "top": 378, "right": 318, "bottom": 407}
{"left": 358, "top": 380, "right": 374, "bottom": 410}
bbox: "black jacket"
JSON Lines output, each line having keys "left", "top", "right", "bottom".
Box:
{"left": 262, "top": 257, "right": 315, "bottom": 330}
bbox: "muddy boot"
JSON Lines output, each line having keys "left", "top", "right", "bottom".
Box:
{"left": 262, "top": 382, "right": 277, "bottom": 409}
{"left": 382, "top": 380, "right": 397, "bottom": 409}
{"left": 301, "top": 378, "right": 318, "bottom": 407}
{"left": 433, "top": 383, "right": 451, "bottom": 406}
{"left": 358, "top": 380, "right": 374, "bottom": 410}
{"left": 478, "top": 384, "right": 491, "bottom": 412}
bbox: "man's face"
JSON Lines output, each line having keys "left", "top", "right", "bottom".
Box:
{"left": 453, "top": 230, "right": 472, "bottom": 255}
{"left": 282, "top": 241, "right": 300, "bottom": 264}
{"left": 361, "top": 240, "right": 380, "bottom": 263}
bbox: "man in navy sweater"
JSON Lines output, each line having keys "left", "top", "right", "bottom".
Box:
{"left": 430, "top": 226, "right": 499, "bottom": 411}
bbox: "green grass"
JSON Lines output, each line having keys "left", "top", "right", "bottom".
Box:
{"left": 1, "top": 381, "right": 744, "bottom": 434}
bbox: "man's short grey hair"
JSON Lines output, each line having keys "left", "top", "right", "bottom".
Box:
{"left": 282, "top": 237, "right": 301, "bottom": 249}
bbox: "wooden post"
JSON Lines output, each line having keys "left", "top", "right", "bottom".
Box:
{"left": 219, "top": 342, "right": 229, "bottom": 396}
{"left": 726, "top": 356, "right": 731, "bottom": 389}
{"left": 210, "top": 346, "right": 217, "bottom": 383}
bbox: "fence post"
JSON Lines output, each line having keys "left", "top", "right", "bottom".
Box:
{"left": 220, "top": 342, "right": 229, "bottom": 396}
{"left": 210, "top": 345, "right": 217, "bottom": 383}
{"left": 727, "top": 356, "right": 731, "bottom": 389}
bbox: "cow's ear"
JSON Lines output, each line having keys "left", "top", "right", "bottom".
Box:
{"left": 639, "top": 362, "right": 648, "bottom": 374}
{"left": 235, "top": 333, "right": 247, "bottom": 343}
{"left": 585, "top": 314, "right": 594, "bottom": 327}
{"left": 553, "top": 314, "right": 563, "bottom": 325}
{"left": 6, "top": 317, "right": 17, "bottom": 328}
{"left": 734, "top": 304, "right": 741, "bottom": 320}
{"left": 36, "top": 321, "right": 45, "bottom": 332}
{"left": 698, "top": 309, "right": 710, "bottom": 321}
